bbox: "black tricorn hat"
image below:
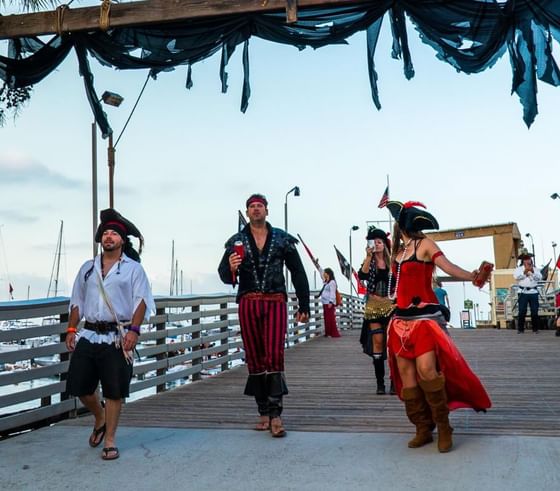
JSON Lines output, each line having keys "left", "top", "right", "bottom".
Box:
{"left": 386, "top": 200, "right": 439, "bottom": 233}
{"left": 517, "top": 248, "right": 534, "bottom": 261}
{"left": 366, "top": 226, "right": 390, "bottom": 248}
{"left": 95, "top": 208, "right": 142, "bottom": 243}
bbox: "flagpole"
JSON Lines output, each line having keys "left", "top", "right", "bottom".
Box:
{"left": 386, "top": 174, "right": 392, "bottom": 234}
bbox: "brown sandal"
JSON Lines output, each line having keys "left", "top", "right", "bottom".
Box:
{"left": 270, "top": 417, "right": 286, "bottom": 438}
{"left": 254, "top": 416, "right": 270, "bottom": 431}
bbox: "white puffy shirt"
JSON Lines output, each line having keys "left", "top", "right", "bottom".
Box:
{"left": 320, "top": 280, "right": 337, "bottom": 305}
{"left": 69, "top": 253, "right": 155, "bottom": 344}
{"left": 513, "top": 265, "right": 542, "bottom": 294}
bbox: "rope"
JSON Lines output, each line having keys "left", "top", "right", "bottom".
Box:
{"left": 114, "top": 71, "right": 152, "bottom": 148}
{"left": 55, "top": 4, "right": 69, "bottom": 36}
{"left": 55, "top": 1, "right": 76, "bottom": 36}
{"left": 100, "top": 0, "right": 112, "bottom": 32}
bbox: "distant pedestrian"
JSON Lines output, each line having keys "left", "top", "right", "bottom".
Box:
{"left": 65, "top": 209, "right": 155, "bottom": 460}
{"left": 218, "top": 194, "right": 310, "bottom": 437}
{"left": 513, "top": 250, "right": 541, "bottom": 333}
{"left": 386, "top": 200, "right": 491, "bottom": 453}
{"left": 433, "top": 279, "right": 449, "bottom": 309}
{"left": 319, "top": 268, "right": 341, "bottom": 338}
{"left": 358, "top": 226, "right": 394, "bottom": 395}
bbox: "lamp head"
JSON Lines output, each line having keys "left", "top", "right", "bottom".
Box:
{"left": 553, "top": 242, "right": 557, "bottom": 248}
{"left": 551, "top": 193, "right": 560, "bottom": 200}
{"left": 351, "top": 225, "right": 359, "bottom": 231}
{"left": 294, "top": 186, "right": 300, "bottom": 197}
{"left": 101, "top": 90, "right": 124, "bottom": 107}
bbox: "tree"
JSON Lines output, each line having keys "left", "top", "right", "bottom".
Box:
{"left": 1, "top": 1, "right": 60, "bottom": 12}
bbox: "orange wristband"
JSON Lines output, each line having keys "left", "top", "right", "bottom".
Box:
{"left": 66, "top": 327, "right": 77, "bottom": 334}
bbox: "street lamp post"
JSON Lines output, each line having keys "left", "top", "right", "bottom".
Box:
{"left": 92, "top": 90, "right": 124, "bottom": 256}
{"left": 284, "top": 186, "right": 300, "bottom": 291}
{"left": 349, "top": 225, "right": 359, "bottom": 328}
{"left": 525, "top": 232, "right": 536, "bottom": 265}
{"left": 553, "top": 242, "right": 557, "bottom": 288}
{"left": 100, "top": 90, "right": 124, "bottom": 209}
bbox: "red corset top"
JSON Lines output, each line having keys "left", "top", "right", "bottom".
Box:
{"left": 393, "top": 258, "right": 438, "bottom": 309}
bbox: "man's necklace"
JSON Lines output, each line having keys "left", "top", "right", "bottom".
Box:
{"left": 243, "top": 230, "right": 276, "bottom": 291}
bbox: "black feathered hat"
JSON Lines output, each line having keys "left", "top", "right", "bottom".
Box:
{"left": 366, "top": 226, "right": 391, "bottom": 249}
{"left": 386, "top": 200, "right": 439, "bottom": 233}
{"left": 95, "top": 208, "right": 143, "bottom": 261}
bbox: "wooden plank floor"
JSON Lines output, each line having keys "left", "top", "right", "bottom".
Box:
{"left": 65, "top": 329, "right": 560, "bottom": 436}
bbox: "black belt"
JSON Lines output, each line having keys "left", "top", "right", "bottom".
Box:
{"left": 84, "top": 321, "right": 127, "bottom": 334}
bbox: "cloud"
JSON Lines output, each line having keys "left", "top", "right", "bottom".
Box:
{"left": 0, "top": 154, "right": 81, "bottom": 188}
{"left": 0, "top": 209, "right": 39, "bottom": 224}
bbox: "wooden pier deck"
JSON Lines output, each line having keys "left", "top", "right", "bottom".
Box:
{"left": 65, "top": 329, "right": 560, "bottom": 437}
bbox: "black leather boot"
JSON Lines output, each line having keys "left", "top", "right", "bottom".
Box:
{"left": 373, "top": 356, "right": 386, "bottom": 395}
{"left": 266, "top": 372, "right": 289, "bottom": 418}
{"left": 244, "top": 373, "right": 268, "bottom": 416}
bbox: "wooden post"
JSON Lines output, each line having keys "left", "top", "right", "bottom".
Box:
{"left": 219, "top": 302, "right": 229, "bottom": 373}
{"left": 155, "top": 306, "right": 166, "bottom": 393}
{"left": 191, "top": 305, "right": 202, "bottom": 382}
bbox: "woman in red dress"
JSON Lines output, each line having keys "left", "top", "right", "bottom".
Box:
{"left": 386, "top": 200, "right": 491, "bottom": 453}
{"left": 320, "top": 268, "right": 341, "bottom": 338}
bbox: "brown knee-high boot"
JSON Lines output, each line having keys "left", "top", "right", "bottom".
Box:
{"left": 401, "top": 386, "right": 434, "bottom": 448}
{"left": 419, "top": 374, "right": 453, "bottom": 453}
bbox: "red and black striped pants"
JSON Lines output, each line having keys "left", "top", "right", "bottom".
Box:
{"left": 238, "top": 294, "right": 287, "bottom": 374}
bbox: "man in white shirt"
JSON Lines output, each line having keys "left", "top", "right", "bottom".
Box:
{"left": 65, "top": 209, "right": 155, "bottom": 460}
{"left": 513, "top": 251, "right": 541, "bottom": 334}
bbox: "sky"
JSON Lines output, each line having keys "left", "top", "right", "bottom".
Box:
{"left": 1, "top": 2, "right": 560, "bottom": 327}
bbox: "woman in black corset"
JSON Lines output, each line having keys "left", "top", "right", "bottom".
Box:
{"left": 358, "top": 226, "right": 395, "bottom": 395}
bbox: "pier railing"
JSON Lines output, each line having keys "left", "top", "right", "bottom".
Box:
{"left": 0, "top": 292, "right": 363, "bottom": 436}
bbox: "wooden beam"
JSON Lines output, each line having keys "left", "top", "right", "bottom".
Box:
{"left": 426, "top": 223, "right": 521, "bottom": 270}
{"left": 426, "top": 223, "right": 521, "bottom": 242}
{"left": 0, "top": 0, "right": 365, "bottom": 40}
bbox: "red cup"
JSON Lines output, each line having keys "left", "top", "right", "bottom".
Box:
{"left": 233, "top": 241, "right": 245, "bottom": 260}
{"left": 473, "top": 261, "right": 493, "bottom": 288}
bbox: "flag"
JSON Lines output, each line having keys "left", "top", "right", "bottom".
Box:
{"left": 540, "top": 260, "right": 551, "bottom": 281}
{"left": 377, "top": 185, "right": 389, "bottom": 208}
{"left": 556, "top": 256, "right": 560, "bottom": 270}
{"left": 353, "top": 270, "right": 367, "bottom": 295}
{"left": 334, "top": 246, "right": 352, "bottom": 280}
{"left": 9, "top": 283, "right": 14, "bottom": 300}
{"left": 297, "top": 234, "right": 322, "bottom": 274}
{"left": 238, "top": 210, "right": 247, "bottom": 232}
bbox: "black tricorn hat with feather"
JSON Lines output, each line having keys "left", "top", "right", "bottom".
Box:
{"left": 386, "top": 200, "right": 439, "bottom": 233}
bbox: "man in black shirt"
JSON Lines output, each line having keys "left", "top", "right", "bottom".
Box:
{"left": 218, "top": 194, "right": 310, "bottom": 437}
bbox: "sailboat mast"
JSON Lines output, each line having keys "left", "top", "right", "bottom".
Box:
{"left": 54, "top": 221, "right": 63, "bottom": 297}
{"left": 169, "top": 240, "right": 175, "bottom": 296}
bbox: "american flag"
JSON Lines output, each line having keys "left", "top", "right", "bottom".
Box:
{"left": 377, "top": 186, "right": 389, "bottom": 208}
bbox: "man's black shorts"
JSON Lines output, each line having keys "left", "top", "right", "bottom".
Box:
{"left": 66, "top": 337, "right": 133, "bottom": 400}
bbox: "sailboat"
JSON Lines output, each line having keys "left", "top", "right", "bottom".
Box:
{"left": 46, "top": 220, "right": 64, "bottom": 299}
{"left": 35, "top": 220, "right": 65, "bottom": 366}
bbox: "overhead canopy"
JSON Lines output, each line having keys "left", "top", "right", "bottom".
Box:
{"left": 1, "top": 0, "right": 560, "bottom": 134}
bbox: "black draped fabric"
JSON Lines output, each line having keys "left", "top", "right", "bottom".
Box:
{"left": 2, "top": 1, "right": 560, "bottom": 132}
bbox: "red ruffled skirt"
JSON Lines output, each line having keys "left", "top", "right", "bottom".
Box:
{"left": 387, "top": 317, "right": 491, "bottom": 412}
